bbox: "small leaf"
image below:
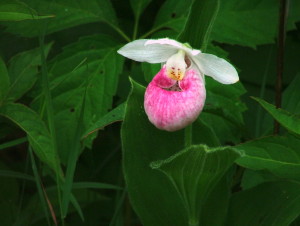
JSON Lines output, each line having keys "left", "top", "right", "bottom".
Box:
{"left": 0, "top": 57, "right": 10, "bottom": 104}
{"left": 82, "top": 103, "right": 125, "bottom": 138}
{"left": 151, "top": 145, "right": 242, "bottom": 225}
{"left": 227, "top": 181, "right": 300, "bottom": 226}
{"left": 253, "top": 97, "right": 300, "bottom": 135}
{"left": 0, "top": 1, "right": 53, "bottom": 21}
{"left": 6, "top": 43, "right": 52, "bottom": 102}
{"left": 236, "top": 135, "right": 300, "bottom": 181}
{"left": 0, "top": 103, "right": 61, "bottom": 175}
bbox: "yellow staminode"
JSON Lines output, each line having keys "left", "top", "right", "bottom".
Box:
{"left": 166, "top": 50, "right": 186, "bottom": 81}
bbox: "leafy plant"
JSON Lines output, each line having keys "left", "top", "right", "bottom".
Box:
{"left": 0, "top": 0, "right": 299, "bottom": 225}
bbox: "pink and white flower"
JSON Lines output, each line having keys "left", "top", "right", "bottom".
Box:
{"left": 118, "top": 38, "right": 239, "bottom": 131}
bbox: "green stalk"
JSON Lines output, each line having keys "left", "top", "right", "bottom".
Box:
{"left": 182, "top": 0, "right": 220, "bottom": 148}
{"left": 184, "top": 124, "right": 193, "bottom": 147}
{"left": 39, "top": 28, "right": 64, "bottom": 225}
{"left": 0, "top": 137, "right": 27, "bottom": 150}
{"left": 28, "top": 147, "right": 51, "bottom": 226}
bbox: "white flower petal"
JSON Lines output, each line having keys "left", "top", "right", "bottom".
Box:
{"left": 193, "top": 53, "right": 239, "bottom": 84}
{"left": 145, "top": 38, "right": 201, "bottom": 57}
{"left": 117, "top": 39, "right": 178, "bottom": 63}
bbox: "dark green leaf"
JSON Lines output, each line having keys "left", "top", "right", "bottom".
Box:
{"left": 0, "top": 103, "right": 61, "bottom": 175}
{"left": 42, "top": 35, "right": 123, "bottom": 163}
{"left": 2, "top": 0, "right": 118, "bottom": 37}
{"left": 236, "top": 135, "right": 300, "bottom": 181}
{"left": 83, "top": 103, "right": 125, "bottom": 139}
{"left": 6, "top": 43, "right": 52, "bottom": 102}
{"left": 212, "top": 0, "right": 300, "bottom": 47}
{"left": 227, "top": 181, "right": 300, "bottom": 226}
{"left": 0, "top": 1, "right": 54, "bottom": 21}
{"left": 253, "top": 97, "right": 300, "bottom": 135}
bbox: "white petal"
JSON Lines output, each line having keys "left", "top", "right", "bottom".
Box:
{"left": 117, "top": 39, "right": 178, "bottom": 63}
{"left": 193, "top": 53, "right": 239, "bottom": 84}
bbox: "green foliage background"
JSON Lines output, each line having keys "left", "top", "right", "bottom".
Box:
{"left": 0, "top": 0, "right": 300, "bottom": 225}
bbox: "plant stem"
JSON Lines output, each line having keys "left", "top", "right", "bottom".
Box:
{"left": 185, "top": 124, "right": 193, "bottom": 147}
{"left": 39, "top": 25, "right": 64, "bottom": 226}
{"left": 274, "top": 0, "right": 288, "bottom": 134}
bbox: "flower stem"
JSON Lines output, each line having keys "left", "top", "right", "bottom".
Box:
{"left": 184, "top": 124, "right": 193, "bottom": 147}
{"left": 274, "top": 0, "right": 288, "bottom": 134}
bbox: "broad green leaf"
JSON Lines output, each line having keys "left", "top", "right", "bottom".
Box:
{"left": 130, "top": 0, "right": 152, "bottom": 19}
{"left": 82, "top": 102, "right": 125, "bottom": 139}
{"left": 212, "top": 0, "right": 300, "bottom": 47}
{"left": 0, "top": 57, "right": 9, "bottom": 104}
{"left": 253, "top": 97, "right": 300, "bottom": 135}
{"left": 236, "top": 136, "right": 300, "bottom": 181}
{"left": 6, "top": 43, "right": 52, "bottom": 102}
{"left": 122, "top": 79, "right": 231, "bottom": 226}
{"left": 0, "top": 1, "right": 53, "bottom": 21}
{"left": 178, "top": 0, "right": 219, "bottom": 50}
{"left": 40, "top": 35, "right": 123, "bottom": 163}
{"left": 151, "top": 145, "right": 242, "bottom": 225}
{"left": 0, "top": 103, "right": 61, "bottom": 175}
{"left": 227, "top": 181, "right": 300, "bottom": 226}
{"left": 2, "top": 0, "right": 118, "bottom": 37}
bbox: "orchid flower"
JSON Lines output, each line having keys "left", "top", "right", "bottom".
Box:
{"left": 118, "top": 38, "right": 239, "bottom": 131}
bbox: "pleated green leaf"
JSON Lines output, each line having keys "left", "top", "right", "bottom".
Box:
{"left": 151, "top": 145, "right": 242, "bottom": 225}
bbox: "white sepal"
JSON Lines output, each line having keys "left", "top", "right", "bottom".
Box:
{"left": 117, "top": 39, "right": 178, "bottom": 63}
{"left": 193, "top": 53, "right": 239, "bottom": 84}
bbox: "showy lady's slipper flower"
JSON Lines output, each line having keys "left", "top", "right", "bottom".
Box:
{"left": 118, "top": 38, "right": 239, "bottom": 131}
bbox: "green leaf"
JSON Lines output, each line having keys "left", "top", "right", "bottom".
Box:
{"left": 0, "top": 1, "right": 54, "bottom": 21}
{"left": 2, "top": 0, "right": 118, "bottom": 37}
{"left": 227, "top": 181, "right": 300, "bottom": 226}
{"left": 0, "top": 103, "right": 61, "bottom": 175}
{"left": 212, "top": 0, "right": 300, "bottom": 47}
{"left": 236, "top": 135, "right": 300, "bottom": 181}
{"left": 151, "top": 145, "right": 242, "bottom": 225}
{"left": 253, "top": 97, "right": 300, "bottom": 135}
{"left": 5, "top": 43, "right": 52, "bottom": 102}
{"left": 82, "top": 102, "right": 125, "bottom": 139}
{"left": 122, "top": 79, "right": 186, "bottom": 226}
{"left": 43, "top": 35, "right": 123, "bottom": 163}
{"left": 0, "top": 57, "right": 9, "bottom": 104}
{"left": 178, "top": 0, "right": 220, "bottom": 50}
{"left": 72, "top": 182, "right": 122, "bottom": 190}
